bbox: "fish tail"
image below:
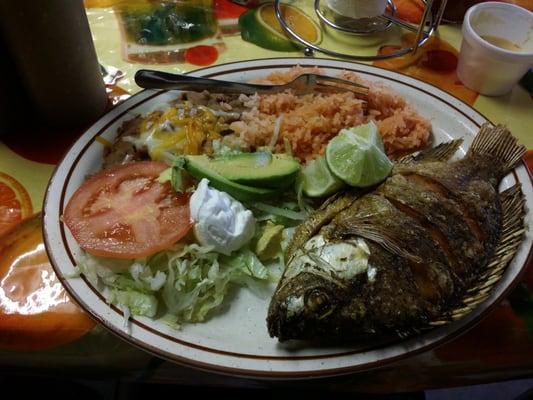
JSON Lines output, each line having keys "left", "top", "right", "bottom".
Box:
{"left": 468, "top": 123, "right": 526, "bottom": 173}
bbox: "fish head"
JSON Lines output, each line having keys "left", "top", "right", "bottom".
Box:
{"left": 267, "top": 235, "right": 373, "bottom": 341}
{"left": 267, "top": 271, "right": 342, "bottom": 341}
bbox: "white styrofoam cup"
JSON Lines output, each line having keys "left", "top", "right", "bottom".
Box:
{"left": 457, "top": 2, "right": 533, "bottom": 96}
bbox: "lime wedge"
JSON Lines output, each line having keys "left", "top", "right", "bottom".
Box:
{"left": 302, "top": 156, "right": 345, "bottom": 197}
{"left": 326, "top": 122, "right": 393, "bottom": 187}
{"left": 239, "top": 3, "right": 322, "bottom": 52}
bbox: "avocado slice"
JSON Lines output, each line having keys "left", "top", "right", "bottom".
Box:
{"left": 186, "top": 152, "right": 300, "bottom": 189}
{"left": 184, "top": 156, "right": 278, "bottom": 202}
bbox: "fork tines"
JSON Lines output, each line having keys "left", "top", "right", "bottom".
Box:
{"left": 315, "top": 76, "right": 369, "bottom": 103}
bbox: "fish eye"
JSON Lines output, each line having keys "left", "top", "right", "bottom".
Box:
{"left": 305, "top": 289, "right": 333, "bottom": 319}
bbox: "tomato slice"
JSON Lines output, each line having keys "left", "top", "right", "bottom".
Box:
{"left": 63, "top": 161, "right": 191, "bottom": 259}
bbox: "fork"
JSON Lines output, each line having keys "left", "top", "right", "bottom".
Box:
{"left": 134, "top": 69, "right": 369, "bottom": 102}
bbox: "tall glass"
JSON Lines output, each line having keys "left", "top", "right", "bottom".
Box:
{"left": 0, "top": 0, "right": 107, "bottom": 128}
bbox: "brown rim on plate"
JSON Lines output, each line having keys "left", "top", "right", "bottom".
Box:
{"left": 43, "top": 58, "right": 533, "bottom": 378}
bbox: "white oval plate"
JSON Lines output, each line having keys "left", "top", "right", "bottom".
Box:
{"left": 43, "top": 58, "right": 533, "bottom": 379}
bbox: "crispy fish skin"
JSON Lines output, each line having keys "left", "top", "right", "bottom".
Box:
{"left": 285, "top": 190, "right": 361, "bottom": 260}
{"left": 267, "top": 125, "right": 526, "bottom": 342}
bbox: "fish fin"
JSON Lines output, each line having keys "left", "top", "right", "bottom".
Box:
{"left": 429, "top": 183, "right": 526, "bottom": 326}
{"left": 318, "top": 189, "right": 349, "bottom": 211}
{"left": 468, "top": 123, "right": 526, "bottom": 173}
{"left": 336, "top": 219, "right": 422, "bottom": 264}
{"left": 499, "top": 184, "right": 526, "bottom": 244}
{"left": 397, "top": 139, "right": 464, "bottom": 164}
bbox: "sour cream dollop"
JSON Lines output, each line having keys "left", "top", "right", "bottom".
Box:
{"left": 189, "top": 179, "right": 255, "bottom": 255}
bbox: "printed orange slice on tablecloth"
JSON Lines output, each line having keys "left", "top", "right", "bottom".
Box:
{"left": 0, "top": 172, "right": 33, "bottom": 238}
{"left": 374, "top": 33, "right": 479, "bottom": 106}
{"left": 0, "top": 215, "right": 95, "bottom": 351}
{"left": 392, "top": 0, "right": 424, "bottom": 23}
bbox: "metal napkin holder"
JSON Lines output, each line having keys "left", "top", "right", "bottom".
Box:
{"left": 274, "top": 0, "right": 448, "bottom": 61}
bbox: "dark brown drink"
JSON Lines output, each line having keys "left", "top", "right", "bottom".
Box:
{"left": 0, "top": 0, "right": 107, "bottom": 128}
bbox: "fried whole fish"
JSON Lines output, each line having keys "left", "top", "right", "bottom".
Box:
{"left": 267, "top": 124, "right": 526, "bottom": 342}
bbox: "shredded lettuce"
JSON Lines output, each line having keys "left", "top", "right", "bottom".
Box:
{"left": 296, "top": 174, "right": 315, "bottom": 215}
{"left": 221, "top": 247, "right": 269, "bottom": 280}
{"left": 248, "top": 199, "right": 311, "bottom": 227}
{"left": 76, "top": 244, "right": 272, "bottom": 326}
{"left": 108, "top": 290, "right": 158, "bottom": 318}
{"left": 253, "top": 202, "right": 307, "bottom": 221}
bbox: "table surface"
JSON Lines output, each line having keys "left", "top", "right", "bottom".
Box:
{"left": 1, "top": 0, "right": 533, "bottom": 392}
